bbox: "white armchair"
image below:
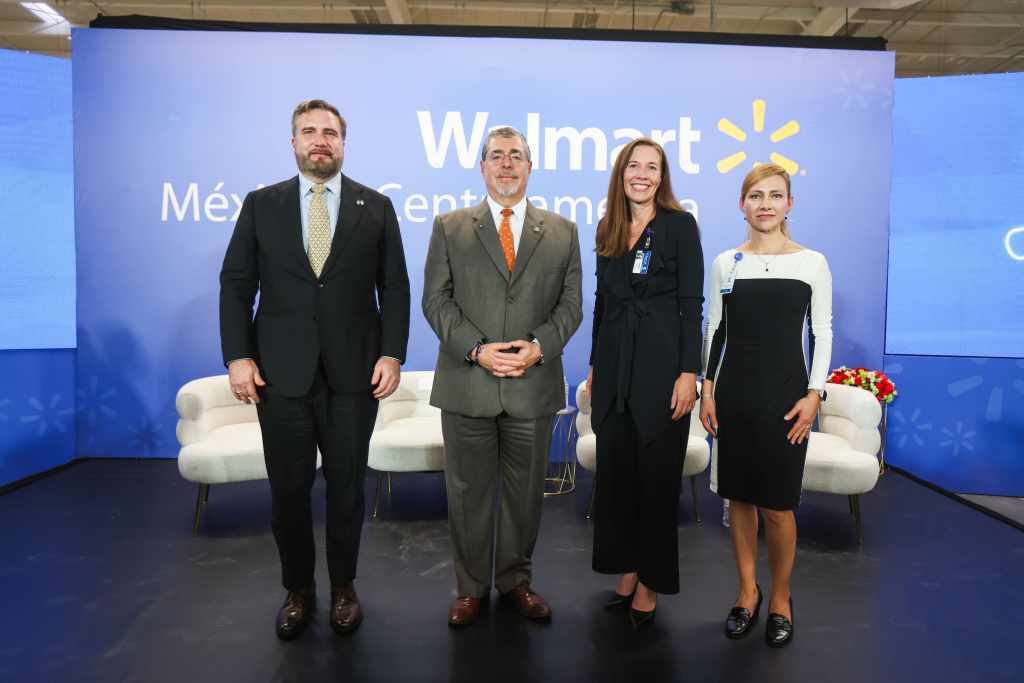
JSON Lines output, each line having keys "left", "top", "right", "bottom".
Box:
{"left": 367, "top": 370, "right": 445, "bottom": 518}
{"left": 710, "top": 382, "right": 882, "bottom": 544}
{"left": 175, "top": 375, "right": 321, "bottom": 534}
{"left": 574, "top": 381, "right": 711, "bottom": 522}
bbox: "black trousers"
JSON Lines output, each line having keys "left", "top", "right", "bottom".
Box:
{"left": 256, "top": 362, "right": 378, "bottom": 591}
{"left": 591, "top": 406, "right": 686, "bottom": 595}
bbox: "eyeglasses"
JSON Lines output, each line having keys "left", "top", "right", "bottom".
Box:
{"left": 486, "top": 150, "right": 527, "bottom": 165}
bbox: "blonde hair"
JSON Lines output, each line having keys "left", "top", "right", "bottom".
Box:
{"left": 740, "top": 163, "right": 792, "bottom": 237}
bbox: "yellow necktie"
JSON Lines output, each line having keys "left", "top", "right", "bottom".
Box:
{"left": 308, "top": 184, "right": 331, "bottom": 277}
{"left": 499, "top": 208, "right": 515, "bottom": 272}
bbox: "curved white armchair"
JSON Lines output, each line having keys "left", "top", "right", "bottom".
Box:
{"left": 175, "top": 374, "right": 322, "bottom": 534}
{"left": 574, "top": 381, "right": 711, "bottom": 522}
{"left": 709, "top": 382, "right": 882, "bottom": 544}
{"left": 367, "top": 370, "right": 445, "bottom": 517}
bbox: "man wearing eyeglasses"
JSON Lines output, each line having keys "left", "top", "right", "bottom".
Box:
{"left": 423, "top": 126, "right": 583, "bottom": 627}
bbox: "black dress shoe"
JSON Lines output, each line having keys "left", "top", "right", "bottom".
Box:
{"left": 629, "top": 605, "right": 656, "bottom": 629}
{"left": 725, "top": 585, "right": 762, "bottom": 639}
{"left": 603, "top": 590, "right": 636, "bottom": 611}
{"left": 276, "top": 586, "right": 315, "bottom": 641}
{"left": 765, "top": 597, "right": 794, "bottom": 648}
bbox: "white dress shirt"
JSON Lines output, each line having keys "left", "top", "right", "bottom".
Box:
{"left": 485, "top": 194, "right": 527, "bottom": 253}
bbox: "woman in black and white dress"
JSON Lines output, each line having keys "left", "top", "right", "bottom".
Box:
{"left": 700, "top": 163, "right": 832, "bottom": 648}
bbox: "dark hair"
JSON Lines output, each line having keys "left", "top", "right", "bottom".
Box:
{"left": 291, "top": 99, "right": 347, "bottom": 139}
{"left": 595, "top": 138, "right": 683, "bottom": 257}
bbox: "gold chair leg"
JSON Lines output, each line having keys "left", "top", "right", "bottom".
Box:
{"left": 586, "top": 477, "right": 596, "bottom": 520}
{"left": 372, "top": 471, "right": 385, "bottom": 519}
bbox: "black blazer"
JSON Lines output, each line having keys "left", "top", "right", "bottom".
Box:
{"left": 590, "top": 208, "right": 704, "bottom": 441}
{"left": 220, "top": 174, "right": 411, "bottom": 397}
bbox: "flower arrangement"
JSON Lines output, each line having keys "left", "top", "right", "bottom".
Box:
{"left": 827, "top": 366, "right": 898, "bottom": 404}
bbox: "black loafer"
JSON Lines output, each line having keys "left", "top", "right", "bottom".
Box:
{"left": 725, "top": 585, "right": 762, "bottom": 639}
{"left": 765, "top": 597, "right": 794, "bottom": 648}
{"left": 603, "top": 590, "right": 635, "bottom": 611}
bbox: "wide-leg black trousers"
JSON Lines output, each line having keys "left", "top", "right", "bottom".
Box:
{"left": 591, "top": 407, "right": 686, "bottom": 595}
{"left": 256, "top": 363, "right": 378, "bottom": 591}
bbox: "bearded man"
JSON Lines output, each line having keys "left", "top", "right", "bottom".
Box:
{"left": 220, "top": 99, "right": 410, "bottom": 640}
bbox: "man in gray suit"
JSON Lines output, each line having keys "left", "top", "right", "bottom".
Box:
{"left": 423, "top": 126, "right": 583, "bottom": 627}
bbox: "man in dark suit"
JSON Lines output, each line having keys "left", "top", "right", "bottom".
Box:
{"left": 220, "top": 99, "right": 410, "bottom": 640}
{"left": 423, "top": 127, "right": 582, "bottom": 627}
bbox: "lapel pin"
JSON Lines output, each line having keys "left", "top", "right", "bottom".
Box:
{"left": 356, "top": 199, "right": 365, "bottom": 206}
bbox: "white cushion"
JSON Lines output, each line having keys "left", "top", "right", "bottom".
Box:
{"left": 803, "top": 432, "right": 880, "bottom": 495}
{"left": 177, "top": 423, "right": 322, "bottom": 484}
{"left": 369, "top": 416, "right": 446, "bottom": 472}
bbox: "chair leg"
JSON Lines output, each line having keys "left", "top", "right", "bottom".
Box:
{"left": 372, "top": 471, "right": 385, "bottom": 519}
{"left": 850, "top": 495, "right": 864, "bottom": 545}
{"left": 586, "top": 477, "right": 596, "bottom": 520}
{"left": 387, "top": 472, "right": 393, "bottom": 497}
{"left": 690, "top": 476, "right": 702, "bottom": 524}
{"left": 192, "top": 483, "right": 210, "bottom": 536}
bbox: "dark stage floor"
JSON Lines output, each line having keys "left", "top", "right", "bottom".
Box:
{"left": 1, "top": 459, "right": 1022, "bottom": 683}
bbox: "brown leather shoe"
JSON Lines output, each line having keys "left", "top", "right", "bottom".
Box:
{"left": 447, "top": 596, "right": 482, "bottom": 628}
{"left": 504, "top": 584, "right": 552, "bottom": 621}
{"left": 276, "top": 587, "right": 315, "bottom": 641}
{"left": 330, "top": 582, "right": 363, "bottom": 635}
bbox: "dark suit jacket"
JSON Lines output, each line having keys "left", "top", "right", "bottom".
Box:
{"left": 422, "top": 201, "right": 583, "bottom": 418}
{"left": 220, "top": 174, "right": 410, "bottom": 397}
{"left": 590, "top": 208, "right": 704, "bottom": 441}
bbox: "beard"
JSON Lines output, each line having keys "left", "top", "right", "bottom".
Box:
{"left": 494, "top": 178, "right": 521, "bottom": 198}
{"left": 295, "top": 150, "right": 341, "bottom": 180}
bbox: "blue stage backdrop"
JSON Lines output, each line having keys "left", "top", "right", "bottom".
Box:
{"left": 884, "top": 72, "right": 1024, "bottom": 496}
{"left": 72, "top": 28, "right": 894, "bottom": 457}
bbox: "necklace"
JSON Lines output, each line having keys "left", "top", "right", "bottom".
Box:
{"left": 750, "top": 239, "right": 792, "bottom": 272}
{"left": 752, "top": 253, "right": 777, "bottom": 272}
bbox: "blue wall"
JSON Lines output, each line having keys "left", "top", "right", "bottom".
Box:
{"left": 885, "top": 73, "right": 1024, "bottom": 495}
{"left": 0, "top": 49, "right": 77, "bottom": 486}
{"left": 0, "top": 350, "right": 76, "bottom": 485}
{"left": 883, "top": 355, "right": 1024, "bottom": 495}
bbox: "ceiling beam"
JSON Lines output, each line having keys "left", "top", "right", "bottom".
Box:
{"left": 802, "top": 7, "right": 856, "bottom": 36}
{"left": 384, "top": 0, "right": 412, "bottom": 24}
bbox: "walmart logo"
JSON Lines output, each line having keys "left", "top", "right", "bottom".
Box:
{"left": 716, "top": 99, "right": 801, "bottom": 175}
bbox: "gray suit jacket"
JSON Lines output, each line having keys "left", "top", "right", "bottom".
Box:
{"left": 423, "top": 201, "right": 583, "bottom": 419}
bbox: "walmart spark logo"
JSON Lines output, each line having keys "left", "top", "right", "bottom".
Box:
{"left": 716, "top": 99, "right": 801, "bottom": 175}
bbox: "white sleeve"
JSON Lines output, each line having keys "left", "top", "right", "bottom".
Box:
{"left": 807, "top": 255, "right": 833, "bottom": 391}
{"left": 702, "top": 255, "right": 725, "bottom": 377}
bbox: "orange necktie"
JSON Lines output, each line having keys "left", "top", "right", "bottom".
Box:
{"left": 499, "top": 208, "right": 516, "bottom": 272}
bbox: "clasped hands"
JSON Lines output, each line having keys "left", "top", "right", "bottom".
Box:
{"left": 474, "top": 339, "right": 542, "bottom": 378}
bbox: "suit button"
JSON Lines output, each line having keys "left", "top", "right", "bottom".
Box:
{"left": 318, "top": 283, "right": 325, "bottom": 288}
{"left": 507, "top": 296, "right": 515, "bottom": 304}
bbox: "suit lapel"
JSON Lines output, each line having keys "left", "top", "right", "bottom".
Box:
{"left": 321, "top": 174, "right": 364, "bottom": 277}
{"left": 472, "top": 202, "right": 511, "bottom": 282}
{"left": 510, "top": 204, "right": 545, "bottom": 284}
{"left": 280, "top": 176, "right": 315, "bottom": 279}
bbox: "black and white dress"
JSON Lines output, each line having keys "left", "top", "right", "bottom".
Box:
{"left": 702, "top": 249, "right": 833, "bottom": 511}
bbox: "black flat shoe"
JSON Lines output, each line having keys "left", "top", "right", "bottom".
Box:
{"left": 765, "top": 597, "right": 794, "bottom": 648}
{"left": 629, "top": 606, "right": 656, "bottom": 629}
{"left": 603, "top": 590, "right": 636, "bottom": 610}
{"left": 725, "top": 585, "right": 762, "bottom": 639}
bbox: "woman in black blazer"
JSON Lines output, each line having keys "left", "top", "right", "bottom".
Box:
{"left": 588, "top": 138, "right": 704, "bottom": 627}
